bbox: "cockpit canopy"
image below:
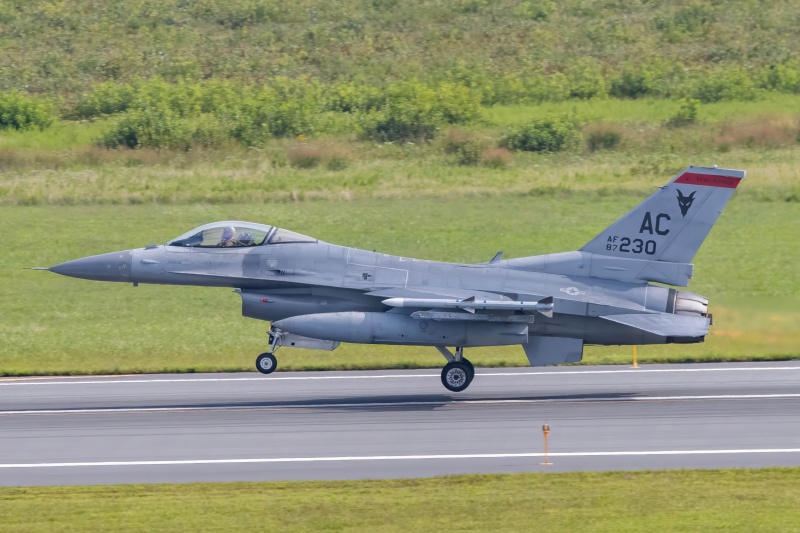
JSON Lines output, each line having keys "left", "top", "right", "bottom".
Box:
{"left": 167, "top": 221, "right": 316, "bottom": 248}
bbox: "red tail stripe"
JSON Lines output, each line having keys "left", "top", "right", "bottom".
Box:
{"left": 674, "top": 172, "right": 741, "bottom": 189}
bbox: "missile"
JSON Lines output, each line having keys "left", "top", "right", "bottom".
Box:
{"left": 410, "top": 311, "right": 537, "bottom": 323}
{"left": 382, "top": 296, "right": 554, "bottom": 317}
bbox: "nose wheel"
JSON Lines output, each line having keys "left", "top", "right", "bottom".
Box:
{"left": 436, "top": 346, "right": 475, "bottom": 392}
{"left": 255, "top": 329, "right": 281, "bottom": 375}
{"left": 256, "top": 352, "right": 277, "bottom": 374}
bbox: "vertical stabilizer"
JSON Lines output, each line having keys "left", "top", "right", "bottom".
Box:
{"left": 580, "top": 166, "right": 745, "bottom": 263}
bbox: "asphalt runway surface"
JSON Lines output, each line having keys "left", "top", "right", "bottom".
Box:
{"left": 1, "top": 361, "right": 800, "bottom": 486}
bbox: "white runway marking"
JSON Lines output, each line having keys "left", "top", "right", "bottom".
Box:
{"left": 2, "top": 365, "right": 800, "bottom": 387}
{"left": 3, "top": 448, "right": 800, "bottom": 469}
{"left": 2, "top": 393, "right": 799, "bottom": 415}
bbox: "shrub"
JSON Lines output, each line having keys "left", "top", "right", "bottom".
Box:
{"left": 480, "top": 147, "right": 512, "bottom": 168}
{"left": 434, "top": 82, "right": 482, "bottom": 125}
{"left": 513, "top": 1, "right": 555, "bottom": 21}
{"left": 487, "top": 74, "right": 528, "bottom": 105}
{"left": 324, "top": 82, "right": 384, "bottom": 113}
{"left": 442, "top": 128, "right": 486, "bottom": 165}
{"left": 287, "top": 144, "right": 322, "bottom": 168}
{"left": 97, "top": 106, "right": 233, "bottom": 150}
{"left": 567, "top": 58, "right": 608, "bottom": 99}
{"left": 665, "top": 98, "right": 699, "bottom": 128}
{"left": 287, "top": 142, "right": 352, "bottom": 170}
{"left": 98, "top": 106, "right": 179, "bottom": 149}
{"left": 73, "top": 82, "right": 136, "bottom": 118}
{"left": 760, "top": 62, "right": 800, "bottom": 94}
{"left": 659, "top": 3, "right": 715, "bottom": 36}
{"left": 359, "top": 81, "right": 481, "bottom": 142}
{"left": 458, "top": 0, "right": 491, "bottom": 14}
{"left": 0, "top": 91, "right": 55, "bottom": 131}
{"left": 83, "top": 77, "right": 328, "bottom": 148}
{"left": 714, "top": 115, "right": 800, "bottom": 149}
{"left": 321, "top": 144, "right": 352, "bottom": 171}
{"left": 687, "top": 68, "right": 758, "bottom": 103}
{"left": 609, "top": 63, "right": 674, "bottom": 99}
{"left": 256, "top": 77, "right": 322, "bottom": 137}
{"left": 585, "top": 123, "right": 623, "bottom": 151}
{"left": 202, "top": 79, "right": 320, "bottom": 142}
{"left": 500, "top": 114, "right": 581, "bottom": 153}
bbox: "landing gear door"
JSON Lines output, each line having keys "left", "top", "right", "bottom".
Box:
{"left": 277, "top": 333, "right": 340, "bottom": 351}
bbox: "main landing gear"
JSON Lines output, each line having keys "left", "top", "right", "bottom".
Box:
{"left": 437, "top": 346, "right": 475, "bottom": 393}
{"left": 255, "top": 331, "right": 280, "bottom": 375}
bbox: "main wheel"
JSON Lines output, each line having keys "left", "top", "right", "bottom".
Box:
{"left": 441, "top": 361, "right": 472, "bottom": 392}
{"left": 255, "top": 352, "right": 277, "bottom": 375}
{"left": 461, "top": 357, "right": 475, "bottom": 380}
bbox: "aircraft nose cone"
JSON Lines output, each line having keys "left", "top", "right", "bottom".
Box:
{"left": 50, "top": 251, "right": 133, "bottom": 282}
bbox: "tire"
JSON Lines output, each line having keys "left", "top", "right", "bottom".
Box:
{"left": 255, "top": 353, "right": 277, "bottom": 375}
{"left": 441, "top": 361, "right": 472, "bottom": 392}
{"left": 461, "top": 358, "right": 475, "bottom": 380}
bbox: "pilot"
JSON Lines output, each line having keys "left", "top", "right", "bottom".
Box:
{"left": 220, "top": 226, "right": 237, "bottom": 247}
{"left": 237, "top": 233, "right": 254, "bottom": 246}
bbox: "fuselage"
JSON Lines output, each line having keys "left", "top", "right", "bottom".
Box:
{"left": 53, "top": 239, "right": 706, "bottom": 347}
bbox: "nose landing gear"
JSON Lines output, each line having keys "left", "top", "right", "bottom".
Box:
{"left": 255, "top": 329, "right": 281, "bottom": 375}
{"left": 436, "top": 346, "right": 475, "bottom": 392}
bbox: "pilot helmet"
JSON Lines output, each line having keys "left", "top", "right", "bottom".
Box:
{"left": 238, "top": 233, "right": 254, "bottom": 245}
{"left": 221, "top": 226, "right": 236, "bottom": 241}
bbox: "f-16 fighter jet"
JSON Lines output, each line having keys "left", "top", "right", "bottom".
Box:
{"left": 39, "top": 166, "right": 744, "bottom": 392}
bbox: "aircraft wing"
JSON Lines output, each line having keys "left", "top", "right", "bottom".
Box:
{"left": 600, "top": 313, "right": 710, "bottom": 337}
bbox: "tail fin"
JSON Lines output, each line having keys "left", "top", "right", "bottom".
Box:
{"left": 580, "top": 166, "right": 745, "bottom": 263}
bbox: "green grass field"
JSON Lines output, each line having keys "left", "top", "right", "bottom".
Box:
{"left": 2, "top": 469, "right": 799, "bottom": 532}
{"left": 2, "top": 193, "right": 797, "bottom": 376}
{"left": 2, "top": 94, "right": 799, "bottom": 376}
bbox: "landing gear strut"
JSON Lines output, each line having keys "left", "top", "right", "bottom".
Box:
{"left": 436, "top": 346, "right": 475, "bottom": 392}
{"left": 255, "top": 330, "right": 281, "bottom": 375}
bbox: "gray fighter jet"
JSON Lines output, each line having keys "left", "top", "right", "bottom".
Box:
{"left": 38, "top": 165, "right": 744, "bottom": 391}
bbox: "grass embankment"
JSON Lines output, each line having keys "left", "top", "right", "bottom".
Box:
{"left": 2, "top": 469, "right": 800, "bottom": 532}
{"left": 2, "top": 193, "right": 797, "bottom": 376}
{"left": 2, "top": 0, "right": 799, "bottom": 99}
{"left": 2, "top": 95, "right": 800, "bottom": 206}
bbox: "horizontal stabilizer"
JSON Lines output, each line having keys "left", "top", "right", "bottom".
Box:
{"left": 600, "top": 313, "right": 709, "bottom": 337}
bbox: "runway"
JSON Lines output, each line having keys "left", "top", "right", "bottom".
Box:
{"left": 1, "top": 361, "right": 799, "bottom": 486}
